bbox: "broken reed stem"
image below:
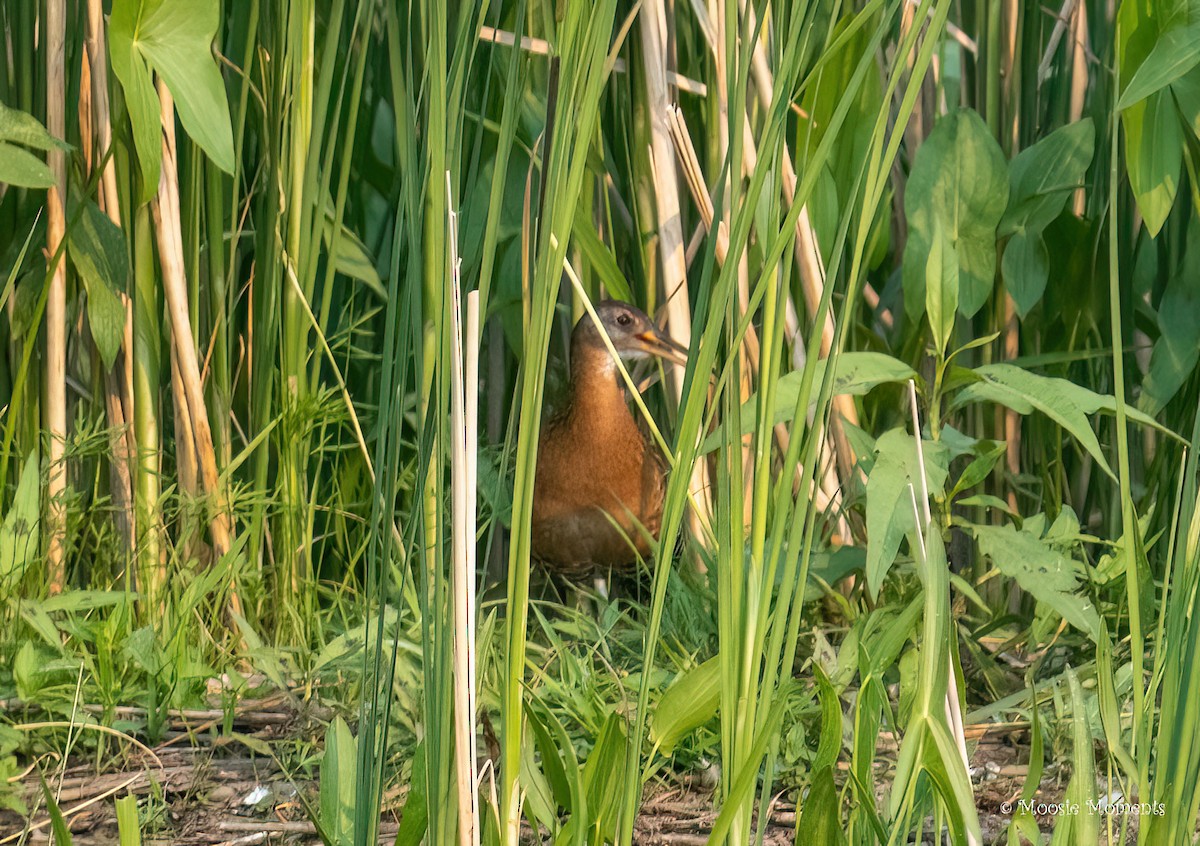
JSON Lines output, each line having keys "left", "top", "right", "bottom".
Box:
{"left": 44, "top": 0, "right": 68, "bottom": 594}
{"left": 478, "top": 24, "right": 707, "bottom": 96}
{"left": 152, "top": 83, "right": 241, "bottom": 617}
{"left": 447, "top": 174, "right": 481, "bottom": 846}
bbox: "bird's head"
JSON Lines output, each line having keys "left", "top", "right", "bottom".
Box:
{"left": 574, "top": 300, "right": 688, "bottom": 366}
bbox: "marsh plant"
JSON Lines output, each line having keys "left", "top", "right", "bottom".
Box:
{"left": 3, "top": 1, "right": 1200, "bottom": 845}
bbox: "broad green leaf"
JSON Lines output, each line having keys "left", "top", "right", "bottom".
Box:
{"left": 1123, "top": 90, "right": 1183, "bottom": 237}
{"left": 1001, "top": 119, "right": 1095, "bottom": 236}
{"left": 948, "top": 438, "right": 1006, "bottom": 500}
{"left": 1118, "top": 17, "right": 1200, "bottom": 110}
{"left": 650, "top": 656, "right": 720, "bottom": 754}
{"left": 393, "top": 743, "right": 428, "bottom": 846}
{"left": 526, "top": 701, "right": 576, "bottom": 811}
{"left": 318, "top": 718, "right": 357, "bottom": 846}
{"left": 973, "top": 524, "right": 1100, "bottom": 639}
{"left": 806, "top": 545, "right": 866, "bottom": 600}
{"left": 42, "top": 590, "right": 131, "bottom": 613}
{"left": 581, "top": 714, "right": 626, "bottom": 843}
{"left": 1140, "top": 270, "right": 1200, "bottom": 414}
{"left": 701, "top": 352, "right": 916, "bottom": 452}
{"left": 520, "top": 729, "right": 559, "bottom": 831}
{"left": 949, "top": 363, "right": 1114, "bottom": 478}
{"left": 0, "top": 453, "right": 39, "bottom": 593}
{"left": 1170, "top": 63, "right": 1200, "bottom": 135}
{"left": 903, "top": 109, "right": 1009, "bottom": 320}
{"left": 110, "top": 0, "right": 235, "bottom": 201}
{"left": 115, "top": 795, "right": 141, "bottom": 846}
{"left": 0, "top": 141, "right": 54, "bottom": 189}
{"left": 796, "top": 768, "right": 846, "bottom": 845}
{"left": 67, "top": 200, "right": 128, "bottom": 369}
{"left": 0, "top": 101, "right": 71, "bottom": 152}
{"left": 1001, "top": 230, "right": 1049, "bottom": 318}
{"left": 812, "top": 665, "right": 843, "bottom": 772}
{"left": 925, "top": 716, "right": 982, "bottom": 844}
{"left": 321, "top": 213, "right": 386, "bottom": 301}
{"left": 865, "top": 428, "right": 950, "bottom": 596}
{"left": 925, "top": 215, "right": 958, "bottom": 356}
{"left": 1006, "top": 695, "right": 1044, "bottom": 844}
{"left": 954, "top": 362, "right": 1181, "bottom": 449}
{"left": 108, "top": 24, "right": 160, "bottom": 202}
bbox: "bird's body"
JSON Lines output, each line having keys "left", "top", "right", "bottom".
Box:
{"left": 531, "top": 302, "right": 686, "bottom": 577}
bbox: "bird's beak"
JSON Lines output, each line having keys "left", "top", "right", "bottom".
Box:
{"left": 634, "top": 328, "right": 689, "bottom": 366}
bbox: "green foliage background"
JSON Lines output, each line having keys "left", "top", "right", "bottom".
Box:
{"left": 4, "top": 0, "right": 1200, "bottom": 844}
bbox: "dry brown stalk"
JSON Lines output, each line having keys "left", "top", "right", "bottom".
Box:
{"left": 640, "top": 0, "right": 716, "bottom": 558}
{"left": 478, "top": 24, "right": 708, "bottom": 96}
{"left": 152, "top": 83, "right": 241, "bottom": 617}
{"left": 44, "top": 0, "right": 68, "bottom": 594}
{"left": 81, "top": 3, "right": 138, "bottom": 554}
{"left": 1069, "top": 0, "right": 1089, "bottom": 216}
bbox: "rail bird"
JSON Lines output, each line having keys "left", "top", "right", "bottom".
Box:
{"left": 531, "top": 301, "right": 687, "bottom": 577}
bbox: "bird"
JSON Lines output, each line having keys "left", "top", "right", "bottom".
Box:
{"left": 531, "top": 300, "right": 688, "bottom": 577}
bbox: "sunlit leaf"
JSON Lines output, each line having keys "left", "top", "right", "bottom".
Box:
{"left": 1118, "top": 17, "right": 1200, "bottom": 110}
{"left": 0, "top": 453, "right": 39, "bottom": 593}
{"left": 650, "top": 656, "right": 720, "bottom": 754}
{"left": 319, "top": 718, "right": 357, "bottom": 846}
{"left": 110, "top": 0, "right": 235, "bottom": 202}
{"left": 1123, "top": 91, "right": 1183, "bottom": 237}
{"left": 796, "top": 767, "right": 845, "bottom": 845}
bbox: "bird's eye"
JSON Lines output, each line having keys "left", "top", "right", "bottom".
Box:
{"left": 616, "top": 313, "right": 632, "bottom": 326}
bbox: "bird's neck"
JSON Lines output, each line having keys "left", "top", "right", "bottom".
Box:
{"left": 568, "top": 344, "right": 632, "bottom": 423}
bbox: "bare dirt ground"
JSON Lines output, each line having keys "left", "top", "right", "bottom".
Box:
{"left": 1, "top": 696, "right": 1132, "bottom": 845}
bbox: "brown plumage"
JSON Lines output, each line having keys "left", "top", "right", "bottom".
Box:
{"left": 531, "top": 301, "right": 687, "bottom": 577}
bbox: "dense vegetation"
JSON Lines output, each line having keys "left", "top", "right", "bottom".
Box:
{"left": 3, "top": 0, "right": 1200, "bottom": 843}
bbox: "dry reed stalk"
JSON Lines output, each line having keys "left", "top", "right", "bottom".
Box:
{"left": 669, "top": 107, "right": 844, "bottom": 520}
{"left": 1036, "top": 0, "right": 1079, "bottom": 84}
{"left": 478, "top": 24, "right": 707, "bottom": 96}
{"left": 81, "top": 5, "right": 137, "bottom": 553}
{"left": 169, "top": 343, "right": 199, "bottom": 498}
{"left": 899, "top": 1, "right": 923, "bottom": 146}
{"left": 447, "top": 175, "right": 481, "bottom": 846}
{"left": 1001, "top": 0, "right": 1022, "bottom": 517}
{"left": 1069, "top": 1, "right": 1089, "bottom": 216}
{"left": 640, "top": 0, "right": 715, "bottom": 557}
{"left": 152, "top": 83, "right": 241, "bottom": 615}
{"left": 720, "top": 3, "right": 856, "bottom": 545}
{"left": 44, "top": 0, "right": 68, "bottom": 594}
